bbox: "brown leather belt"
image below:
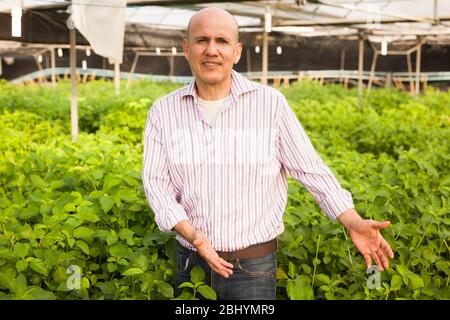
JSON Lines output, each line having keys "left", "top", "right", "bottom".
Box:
{"left": 216, "top": 238, "right": 278, "bottom": 261}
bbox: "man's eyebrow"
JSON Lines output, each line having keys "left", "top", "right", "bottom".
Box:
{"left": 193, "top": 35, "right": 232, "bottom": 41}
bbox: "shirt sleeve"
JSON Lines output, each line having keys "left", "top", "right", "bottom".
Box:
{"left": 276, "top": 94, "right": 355, "bottom": 220}
{"left": 141, "top": 104, "right": 189, "bottom": 232}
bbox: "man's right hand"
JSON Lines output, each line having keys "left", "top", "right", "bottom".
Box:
{"left": 192, "top": 230, "right": 234, "bottom": 278}
{"left": 172, "top": 220, "right": 234, "bottom": 278}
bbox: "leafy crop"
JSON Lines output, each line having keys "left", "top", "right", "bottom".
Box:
{"left": 0, "top": 79, "right": 448, "bottom": 299}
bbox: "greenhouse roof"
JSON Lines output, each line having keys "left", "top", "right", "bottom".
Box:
{"left": 0, "top": 0, "right": 449, "bottom": 43}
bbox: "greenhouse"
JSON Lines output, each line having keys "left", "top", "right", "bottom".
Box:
{"left": 0, "top": 0, "right": 448, "bottom": 302}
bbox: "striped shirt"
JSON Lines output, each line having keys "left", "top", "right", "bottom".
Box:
{"left": 142, "top": 69, "right": 354, "bottom": 252}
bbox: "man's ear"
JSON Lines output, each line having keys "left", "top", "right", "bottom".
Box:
{"left": 183, "top": 39, "right": 190, "bottom": 61}
{"left": 233, "top": 41, "right": 243, "bottom": 65}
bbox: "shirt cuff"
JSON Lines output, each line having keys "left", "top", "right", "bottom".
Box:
{"left": 154, "top": 205, "right": 190, "bottom": 232}
{"left": 319, "top": 189, "right": 355, "bottom": 220}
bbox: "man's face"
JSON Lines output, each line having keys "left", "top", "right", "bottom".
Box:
{"left": 183, "top": 11, "right": 242, "bottom": 88}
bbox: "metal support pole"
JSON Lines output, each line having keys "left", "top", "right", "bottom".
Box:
{"left": 246, "top": 48, "right": 252, "bottom": 73}
{"left": 385, "top": 72, "right": 392, "bottom": 89}
{"left": 169, "top": 55, "right": 174, "bottom": 79}
{"left": 70, "top": 28, "right": 78, "bottom": 142}
{"left": 340, "top": 48, "right": 346, "bottom": 83}
{"left": 262, "top": 31, "right": 268, "bottom": 85}
{"left": 433, "top": 0, "right": 440, "bottom": 24}
{"left": 406, "top": 53, "right": 414, "bottom": 94}
{"left": 340, "top": 48, "right": 346, "bottom": 70}
{"left": 114, "top": 62, "right": 120, "bottom": 95}
{"left": 126, "top": 53, "right": 140, "bottom": 89}
{"left": 34, "top": 54, "right": 44, "bottom": 71}
{"left": 51, "top": 47, "right": 56, "bottom": 86}
{"left": 367, "top": 51, "right": 378, "bottom": 94}
{"left": 415, "top": 42, "right": 421, "bottom": 95}
{"left": 358, "top": 36, "right": 364, "bottom": 110}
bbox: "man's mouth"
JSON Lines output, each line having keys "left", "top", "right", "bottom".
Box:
{"left": 202, "top": 61, "right": 222, "bottom": 67}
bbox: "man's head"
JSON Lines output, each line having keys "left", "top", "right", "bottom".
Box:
{"left": 183, "top": 7, "right": 242, "bottom": 90}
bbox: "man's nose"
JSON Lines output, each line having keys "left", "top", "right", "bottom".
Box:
{"left": 205, "top": 41, "right": 219, "bottom": 55}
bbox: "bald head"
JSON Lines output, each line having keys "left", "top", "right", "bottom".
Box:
{"left": 187, "top": 7, "right": 239, "bottom": 42}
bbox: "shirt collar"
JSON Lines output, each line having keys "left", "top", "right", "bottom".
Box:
{"left": 181, "top": 69, "right": 258, "bottom": 104}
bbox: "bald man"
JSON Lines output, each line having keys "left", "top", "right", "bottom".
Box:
{"left": 142, "top": 7, "right": 394, "bottom": 300}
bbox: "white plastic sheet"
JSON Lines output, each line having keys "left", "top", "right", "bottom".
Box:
{"left": 71, "top": 0, "right": 127, "bottom": 64}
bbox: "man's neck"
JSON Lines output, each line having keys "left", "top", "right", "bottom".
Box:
{"left": 195, "top": 77, "right": 232, "bottom": 101}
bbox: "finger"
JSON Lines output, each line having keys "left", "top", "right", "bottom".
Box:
{"left": 208, "top": 261, "right": 230, "bottom": 278}
{"left": 373, "top": 220, "right": 391, "bottom": 230}
{"left": 210, "top": 257, "right": 233, "bottom": 276}
{"left": 376, "top": 249, "right": 389, "bottom": 270}
{"left": 371, "top": 251, "right": 384, "bottom": 272}
{"left": 217, "top": 265, "right": 233, "bottom": 278}
{"left": 220, "top": 258, "right": 234, "bottom": 269}
{"left": 364, "top": 254, "right": 372, "bottom": 269}
{"left": 381, "top": 238, "right": 395, "bottom": 259}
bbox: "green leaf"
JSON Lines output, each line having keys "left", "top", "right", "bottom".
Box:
{"left": 0, "top": 269, "right": 17, "bottom": 291}
{"left": 81, "top": 277, "right": 90, "bottom": 289}
{"left": 26, "top": 258, "right": 48, "bottom": 276}
{"left": 21, "top": 287, "right": 56, "bottom": 300}
{"left": 190, "top": 266, "right": 205, "bottom": 284}
{"left": 314, "top": 274, "right": 331, "bottom": 286}
{"left": 140, "top": 273, "right": 155, "bottom": 293}
{"left": 407, "top": 273, "right": 424, "bottom": 290}
{"left": 178, "top": 282, "right": 195, "bottom": 289}
{"left": 52, "top": 266, "right": 67, "bottom": 283}
{"left": 390, "top": 275, "right": 403, "bottom": 291}
{"left": 157, "top": 281, "right": 174, "bottom": 298}
{"left": 16, "top": 260, "right": 28, "bottom": 273}
{"left": 118, "top": 228, "right": 134, "bottom": 240}
{"left": 396, "top": 264, "right": 409, "bottom": 277}
{"left": 76, "top": 240, "right": 90, "bottom": 255}
{"left": 18, "top": 206, "right": 40, "bottom": 220}
{"left": 288, "top": 261, "right": 296, "bottom": 278}
{"left": 73, "top": 226, "right": 95, "bottom": 241}
{"left": 67, "top": 238, "right": 75, "bottom": 248}
{"left": 98, "top": 281, "right": 117, "bottom": 295}
{"left": 12, "top": 274, "right": 27, "bottom": 295}
{"left": 109, "top": 244, "right": 132, "bottom": 258}
{"left": 104, "top": 175, "right": 121, "bottom": 190}
{"left": 14, "top": 243, "right": 29, "bottom": 258}
{"left": 64, "top": 203, "right": 76, "bottom": 212}
{"left": 50, "top": 180, "right": 65, "bottom": 190}
{"left": 118, "top": 189, "right": 139, "bottom": 202}
{"left": 30, "top": 175, "right": 46, "bottom": 188}
{"left": 197, "top": 285, "right": 217, "bottom": 300}
{"left": 287, "top": 276, "right": 314, "bottom": 300}
{"left": 77, "top": 205, "right": 99, "bottom": 223}
{"left": 99, "top": 196, "right": 114, "bottom": 213}
{"left": 436, "top": 261, "right": 450, "bottom": 276}
{"left": 122, "top": 268, "right": 144, "bottom": 276}
{"left": 276, "top": 268, "right": 289, "bottom": 280}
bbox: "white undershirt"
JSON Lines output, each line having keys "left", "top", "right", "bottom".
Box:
{"left": 198, "top": 95, "right": 231, "bottom": 125}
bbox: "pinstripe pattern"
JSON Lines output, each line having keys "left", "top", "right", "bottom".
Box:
{"left": 142, "top": 70, "right": 354, "bottom": 251}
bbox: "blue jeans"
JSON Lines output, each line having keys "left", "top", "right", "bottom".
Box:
{"left": 175, "top": 242, "right": 277, "bottom": 300}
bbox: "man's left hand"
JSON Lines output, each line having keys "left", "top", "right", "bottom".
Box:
{"left": 348, "top": 219, "right": 395, "bottom": 271}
